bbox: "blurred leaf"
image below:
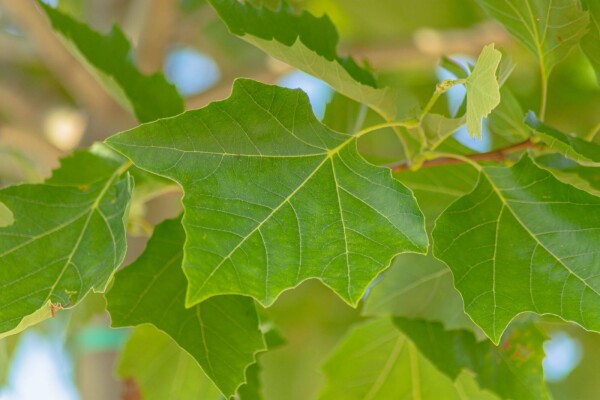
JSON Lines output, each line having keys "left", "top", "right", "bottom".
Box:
{"left": 107, "top": 217, "right": 266, "bottom": 397}
{"left": 0, "top": 150, "right": 132, "bottom": 338}
{"left": 118, "top": 325, "right": 221, "bottom": 400}
{"left": 434, "top": 154, "right": 600, "bottom": 343}
{"left": 106, "top": 79, "right": 428, "bottom": 308}
{"left": 581, "top": 0, "right": 600, "bottom": 85}
{"left": 39, "top": 2, "right": 184, "bottom": 122}
{"left": 487, "top": 87, "right": 530, "bottom": 144}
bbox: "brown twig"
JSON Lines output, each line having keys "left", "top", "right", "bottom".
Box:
{"left": 387, "top": 140, "right": 535, "bottom": 172}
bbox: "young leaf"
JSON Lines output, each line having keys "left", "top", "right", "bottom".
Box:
{"left": 320, "top": 318, "right": 499, "bottom": 400}
{"left": 0, "top": 150, "right": 132, "bottom": 337}
{"left": 526, "top": 112, "right": 600, "bottom": 167}
{"left": 582, "top": 0, "right": 600, "bottom": 84}
{"left": 118, "top": 325, "right": 221, "bottom": 400}
{"left": 465, "top": 44, "right": 502, "bottom": 138}
{"left": 476, "top": 0, "right": 589, "bottom": 80}
{"left": 39, "top": 3, "right": 184, "bottom": 122}
{"left": 106, "top": 79, "right": 428, "bottom": 308}
{"left": 433, "top": 154, "right": 600, "bottom": 343}
{"left": 207, "top": 0, "right": 398, "bottom": 119}
{"left": 394, "top": 318, "right": 549, "bottom": 400}
{"left": 106, "top": 217, "right": 266, "bottom": 397}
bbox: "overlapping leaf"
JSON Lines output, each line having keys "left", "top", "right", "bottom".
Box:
{"left": 394, "top": 318, "right": 548, "bottom": 400}
{"left": 434, "top": 154, "right": 600, "bottom": 343}
{"left": 107, "top": 79, "right": 427, "bottom": 307}
{"left": 40, "top": 2, "right": 183, "bottom": 122}
{"left": 118, "top": 325, "right": 221, "bottom": 400}
{"left": 526, "top": 112, "right": 600, "bottom": 167}
{"left": 106, "top": 217, "right": 266, "bottom": 397}
{"left": 476, "top": 0, "right": 589, "bottom": 78}
{"left": 582, "top": 0, "right": 600, "bottom": 84}
{"left": 208, "top": 0, "right": 398, "bottom": 119}
{"left": 320, "top": 318, "right": 498, "bottom": 400}
{"left": 0, "top": 150, "right": 132, "bottom": 337}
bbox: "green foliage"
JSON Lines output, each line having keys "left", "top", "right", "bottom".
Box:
{"left": 2, "top": 0, "right": 600, "bottom": 398}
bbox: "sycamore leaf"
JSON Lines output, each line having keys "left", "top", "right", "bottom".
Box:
{"left": 118, "top": 325, "right": 221, "bottom": 400}
{"left": 525, "top": 112, "right": 600, "bottom": 167}
{"left": 0, "top": 150, "right": 132, "bottom": 337}
{"left": 207, "top": 0, "right": 398, "bottom": 119}
{"left": 39, "top": 2, "right": 183, "bottom": 122}
{"left": 476, "top": 0, "right": 589, "bottom": 79}
{"left": 106, "top": 79, "right": 427, "bottom": 307}
{"left": 394, "top": 318, "right": 549, "bottom": 400}
{"left": 106, "top": 217, "right": 266, "bottom": 397}
{"left": 582, "top": 0, "right": 600, "bottom": 84}
{"left": 433, "top": 154, "right": 600, "bottom": 343}
{"left": 465, "top": 44, "right": 502, "bottom": 138}
{"left": 421, "top": 114, "right": 466, "bottom": 150}
{"left": 487, "top": 87, "right": 531, "bottom": 143}
{"left": 319, "top": 318, "right": 499, "bottom": 400}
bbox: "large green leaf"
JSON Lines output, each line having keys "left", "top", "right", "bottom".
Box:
{"left": 40, "top": 3, "right": 183, "bottom": 122}
{"left": 582, "top": 0, "right": 600, "bottom": 84}
{"left": 526, "top": 112, "right": 600, "bottom": 167}
{"left": 394, "top": 318, "right": 548, "bottom": 400}
{"left": 433, "top": 154, "right": 600, "bottom": 343}
{"left": 106, "top": 79, "right": 428, "bottom": 307}
{"left": 118, "top": 325, "right": 221, "bottom": 400}
{"left": 106, "top": 217, "right": 266, "bottom": 397}
{"left": 207, "top": 0, "right": 398, "bottom": 119}
{"left": 0, "top": 150, "right": 132, "bottom": 337}
{"left": 319, "top": 318, "right": 498, "bottom": 400}
{"left": 476, "top": 0, "right": 589, "bottom": 78}
{"left": 465, "top": 44, "right": 502, "bottom": 139}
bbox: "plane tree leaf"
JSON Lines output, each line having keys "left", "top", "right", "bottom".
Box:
{"left": 475, "top": 0, "right": 589, "bottom": 79}
{"left": 433, "top": 154, "right": 600, "bottom": 343}
{"left": 118, "top": 325, "right": 221, "bottom": 400}
{"left": 106, "top": 217, "right": 267, "bottom": 397}
{"left": 582, "top": 0, "right": 600, "bottom": 84}
{"left": 106, "top": 79, "right": 428, "bottom": 308}
{"left": 40, "top": 2, "right": 184, "bottom": 122}
{"left": 0, "top": 150, "right": 133, "bottom": 337}
{"left": 319, "top": 318, "right": 498, "bottom": 400}
{"left": 207, "top": 0, "right": 398, "bottom": 119}
{"left": 394, "top": 318, "right": 548, "bottom": 400}
{"left": 525, "top": 112, "right": 600, "bottom": 167}
{"left": 465, "top": 44, "right": 502, "bottom": 138}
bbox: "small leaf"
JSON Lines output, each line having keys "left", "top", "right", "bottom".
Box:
{"left": 526, "top": 111, "right": 600, "bottom": 167}
{"left": 394, "top": 318, "right": 549, "bottom": 400}
{"left": 107, "top": 79, "right": 428, "bottom": 308}
{"left": 106, "top": 217, "right": 266, "bottom": 397}
{"left": 118, "top": 325, "right": 221, "bottom": 400}
{"left": 433, "top": 154, "right": 600, "bottom": 343}
{"left": 0, "top": 150, "right": 132, "bottom": 337}
{"left": 465, "top": 44, "right": 502, "bottom": 138}
{"left": 320, "top": 318, "right": 499, "bottom": 400}
{"left": 582, "top": 0, "right": 600, "bottom": 84}
{"left": 207, "top": 0, "right": 398, "bottom": 119}
{"left": 476, "top": 0, "right": 589, "bottom": 79}
{"left": 39, "top": 2, "right": 183, "bottom": 122}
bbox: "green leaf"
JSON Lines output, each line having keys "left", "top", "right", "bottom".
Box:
{"left": 476, "top": 0, "right": 589, "bottom": 78}
{"left": 421, "top": 114, "right": 466, "bottom": 150}
{"left": 0, "top": 150, "right": 132, "bottom": 337}
{"left": 526, "top": 112, "right": 600, "bottom": 167}
{"left": 465, "top": 44, "right": 502, "bottom": 138}
{"left": 394, "top": 318, "right": 549, "bottom": 400}
{"left": 106, "top": 217, "right": 266, "bottom": 397}
{"left": 433, "top": 154, "right": 600, "bottom": 343}
{"left": 106, "top": 79, "right": 428, "bottom": 307}
{"left": 0, "top": 202, "right": 13, "bottom": 228}
{"left": 582, "top": 0, "right": 600, "bottom": 84}
{"left": 487, "top": 87, "right": 531, "bottom": 144}
{"left": 39, "top": 2, "right": 184, "bottom": 122}
{"left": 118, "top": 325, "right": 221, "bottom": 400}
{"left": 207, "top": 0, "right": 398, "bottom": 119}
{"left": 320, "top": 318, "right": 498, "bottom": 400}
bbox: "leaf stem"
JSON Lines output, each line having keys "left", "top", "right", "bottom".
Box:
{"left": 354, "top": 119, "right": 418, "bottom": 139}
{"left": 539, "top": 64, "right": 548, "bottom": 120}
{"left": 585, "top": 121, "right": 600, "bottom": 142}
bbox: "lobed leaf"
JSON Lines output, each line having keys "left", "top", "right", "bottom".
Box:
{"left": 106, "top": 217, "right": 266, "bottom": 397}
{"left": 0, "top": 150, "right": 132, "bottom": 337}
{"left": 106, "top": 79, "right": 428, "bottom": 308}
{"left": 433, "top": 154, "right": 600, "bottom": 343}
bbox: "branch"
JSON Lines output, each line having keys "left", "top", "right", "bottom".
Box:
{"left": 387, "top": 140, "right": 535, "bottom": 172}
